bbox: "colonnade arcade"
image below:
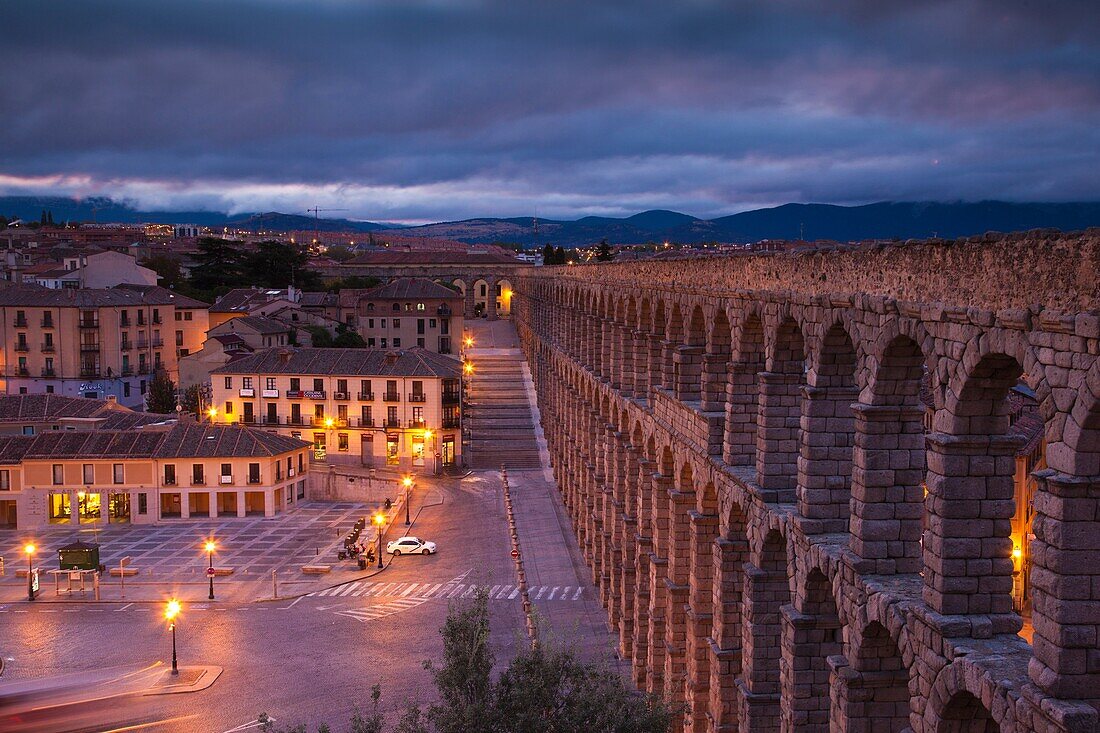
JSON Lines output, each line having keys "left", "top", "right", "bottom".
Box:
{"left": 511, "top": 247, "right": 1099, "bottom": 733}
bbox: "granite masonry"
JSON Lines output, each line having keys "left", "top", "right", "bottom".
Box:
{"left": 512, "top": 231, "right": 1100, "bottom": 733}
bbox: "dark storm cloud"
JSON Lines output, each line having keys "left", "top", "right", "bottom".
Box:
{"left": 1, "top": 0, "right": 1098, "bottom": 220}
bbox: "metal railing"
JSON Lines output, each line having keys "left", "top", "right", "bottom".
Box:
{"left": 408, "top": 392, "right": 426, "bottom": 402}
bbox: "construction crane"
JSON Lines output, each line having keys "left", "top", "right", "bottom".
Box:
{"left": 306, "top": 206, "right": 348, "bottom": 248}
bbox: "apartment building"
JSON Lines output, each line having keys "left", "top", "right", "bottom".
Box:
{"left": 340, "top": 278, "right": 463, "bottom": 355}
{"left": 0, "top": 284, "right": 209, "bottom": 408}
{"left": 209, "top": 347, "right": 462, "bottom": 473}
{"left": 0, "top": 423, "right": 311, "bottom": 530}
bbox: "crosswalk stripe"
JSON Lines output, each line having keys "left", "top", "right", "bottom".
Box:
{"left": 573, "top": 587, "right": 582, "bottom": 600}
{"left": 534, "top": 586, "right": 547, "bottom": 600}
{"left": 547, "top": 586, "right": 559, "bottom": 600}
{"left": 448, "top": 584, "right": 466, "bottom": 598}
{"left": 508, "top": 587, "right": 520, "bottom": 600}
{"left": 561, "top": 586, "right": 570, "bottom": 599}
{"left": 489, "top": 584, "right": 500, "bottom": 598}
{"left": 337, "top": 583, "right": 360, "bottom": 597}
{"left": 495, "top": 585, "right": 512, "bottom": 599}
{"left": 401, "top": 583, "right": 419, "bottom": 597}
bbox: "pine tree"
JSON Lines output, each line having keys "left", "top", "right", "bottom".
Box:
{"left": 554, "top": 246, "right": 565, "bottom": 264}
{"left": 596, "top": 239, "right": 614, "bottom": 262}
{"left": 542, "top": 243, "right": 554, "bottom": 264}
{"left": 146, "top": 369, "right": 178, "bottom": 414}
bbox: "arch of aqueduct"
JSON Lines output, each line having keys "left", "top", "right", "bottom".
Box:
{"left": 512, "top": 231, "right": 1100, "bottom": 733}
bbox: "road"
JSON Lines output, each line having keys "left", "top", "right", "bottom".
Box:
{"left": 0, "top": 470, "right": 619, "bottom": 732}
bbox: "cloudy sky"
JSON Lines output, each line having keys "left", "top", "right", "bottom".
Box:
{"left": 3, "top": 1, "right": 1098, "bottom": 222}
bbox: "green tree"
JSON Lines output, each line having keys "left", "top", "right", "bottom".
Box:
{"left": 304, "top": 326, "right": 334, "bottom": 347}
{"left": 142, "top": 254, "right": 184, "bottom": 289}
{"left": 325, "top": 245, "right": 357, "bottom": 263}
{"left": 554, "top": 246, "right": 566, "bottom": 264}
{"left": 425, "top": 590, "right": 496, "bottom": 733}
{"left": 146, "top": 369, "right": 177, "bottom": 414}
{"left": 333, "top": 329, "right": 367, "bottom": 348}
{"left": 595, "top": 239, "right": 615, "bottom": 262}
{"left": 542, "top": 243, "right": 554, "bottom": 264}
{"left": 179, "top": 384, "right": 203, "bottom": 416}
{"left": 246, "top": 241, "right": 321, "bottom": 289}
{"left": 189, "top": 237, "right": 246, "bottom": 291}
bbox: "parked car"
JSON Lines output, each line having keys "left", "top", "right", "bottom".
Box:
{"left": 386, "top": 536, "right": 437, "bottom": 556}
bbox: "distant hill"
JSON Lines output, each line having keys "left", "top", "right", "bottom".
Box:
{"left": 0, "top": 196, "right": 387, "bottom": 232}
{"left": 394, "top": 201, "right": 1100, "bottom": 247}
{"left": 2, "top": 196, "right": 1097, "bottom": 246}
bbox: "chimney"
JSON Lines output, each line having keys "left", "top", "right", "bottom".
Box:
{"left": 106, "top": 395, "right": 117, "bottom": 403}
{"left": 278, "top": 348, "right": 293, "bottom": 365}
{"left": 384, "top": 350, "right": 399, "bottom": 366}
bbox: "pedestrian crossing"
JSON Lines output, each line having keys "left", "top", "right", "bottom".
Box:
{"left": 335, "top": 597, "right": 428, "bottom": 623}
{"left": 308, "top": 581, "right": 585, "bottom": 602}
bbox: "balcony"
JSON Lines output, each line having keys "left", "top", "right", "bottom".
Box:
{"left": 13, "top": 317, "right": 27, "bottom": 328}
{"left": 79, "top": 368, "right": 100, "bottom": 378}
{"left": 41, "top": 368, "right": 56, "bottom": 378}
{"left": 442, "top": 418, "right": 460, "bottom": 429}
{"left": 437, "top": 304, "right": 452, "bottom": 316}
{"left": 40, "top": 318, "right": 53, "bottom": 328}
{"left": 286, "top": 416, "right": 307, "bottom": 426}
{"left": 409, "top": 420, "right": 426, "bottom": 429}
{"left": 13, "top": 366, "right": 29, "bottom": 377}
{"left": 137, "top": 337, "right": 163, "bottom": 349}
{"left": 120, "top": 318, "right": 130, "bottom": 328}
{"left": 248, "top": 475, "right": 262, "bottom": 485}
{"left": 442, "top": 391, "right": 461, "bottom": 404}
{"left": 241, "top": 415, "right": 257, "bottom": 425}
{"left": 311, "top": 416, "right": 348, "bottom": 428}
{"left": 120, "top": 340, "right": 132, "bottom": 351}
{"left": 163, "top": 477, "right": 177, "bottom": 486}
{"left": 355, "top": 417, "right": 375, "bottom": 427}
{"left": 408, "top": 392, "right": 426, "bottom": 403}
{"left": 152, "top": 314, "right": 163, "bottom": 324}
{"left": 383, "top": 392, "right": 400, "bottom": 402}
{"left": 14, "top": 342, "right": 29, "bottom": 352}
{"left": 357, "top": 392, "right": 375, "bottom": 401}
{"left": 37, "top": 341, "right": 55, "bottom": 353}
{"left": 80, "top": 342, "right": 100, "bottom": 352}
{"left": 78, "top": 318, "right": 99, "bottom": 329}
{"left": 263, "top": 415, "right": 281, "bottom": 425}
{"left": 333, "top": 391, "right": 350, "bottom": 400}
{"left": 136, "top": 365, "right": 150, "bottom": 375}
{"left": 192, "top": 477, "right": 206, "bottom": 486}
{"left": 384, "top": 418, "right": 401, "bottom": 429}
{"left": 120, "top": 367, "right": 133, "bottom": 376}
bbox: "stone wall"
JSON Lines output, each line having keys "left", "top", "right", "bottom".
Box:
{"left": 511, "top": 234, "right": 1100, "bottom": 733}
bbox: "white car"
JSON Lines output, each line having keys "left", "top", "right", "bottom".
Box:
{"left": 386, "top": 536, "right": 437, "bottom": 556}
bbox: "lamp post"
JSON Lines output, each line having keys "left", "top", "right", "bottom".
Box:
{"left": 165, "top": 599, "right": 181, "bottom": 675}
{"left": 402, "top": 475, "right": 413, "bottom": 526}
{"left": 207, "top": 406, "right": 217, "bottom": 424}
{"left": 205, "top": 540, "right": 216, "bottom": 600}
{"left": 24, "top": 543, "right": 35, "bottom": 601}
{"left": 373, "top": 512, "right": 385, "bottom": 569}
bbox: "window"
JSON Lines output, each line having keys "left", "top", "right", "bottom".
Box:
{"left": 138, "top": 493, "right": 148, "bottom": 514}
{"left": 313, "top": 378, "right": 324, "bottom": 392}
{"left": 290, "top": 377, "right": 300, "bottom": 391}
{"left": 243, "top": 377, "right": 253, "bottom": 389}
{"left": 225, "top": 401, "right": 234, "bottom": 415}
{"left": 404, "top": 303, "right": 411, "bottom": 311}
{"left": 0, "top": 470, "right": 9, "bottom": 490}
{"left": 367, "top": 302, "right": 375, "bottom": 311}
{"left": 338, "top": 433, "right": 349, "bottom": 451}
{"left": 185, "top": 311, "right": 193, "bottom": 321}
{"left": 221, "top": 463, "right": 232, "bottom": 479}
{"left": 249, "top": 463, "right": 260, "bottom": 483}
{"left": 123, "top": 381, "right": 131, "bottom": 398}
{"left": 337, "top": 404, "right": 348, "bottom": 420}
{"left": 417, "top": 302, "right": 425, "bottom": 311}
{"left": 53, "top": 464, "right": 64, "bottom": 485}
{"left": 362, "top": 405, "right": 372, "bottom": 424}
{"left": 417, "top": 319, "right": 425, "bottom": 334}
{"left": 392, "top": 303, "right": 400, "bottom": 311}
{"left": 369, "top": 338, "right": 377, "bottom": 347}
{"left": 175, "top": 330, "right": 184, "bottom": 346}
{"left": 113, "top": 464, "right": 124, "bottom": 484}
{"left": 361, "top": 379, "right": 371, "bottom": 396}
{"left": 192, "top": 464, "right": 204, "bottom": 484}
{"left": 412, "top": 380, "right": 423, "bottom": 396}
{"left": 225, "top": 377, "right": 232, "bottom": 389}
{"left": 417, "top": 338, "right": 425, "bottom": 348}
{"left": 392, "top": 319, "right": 400, "bottom": 328}
{"left": 368, "top": 318, "right": 375, "bottom": 328}
{"left": 430, "top": 318, "right": 437, "bottom": 328}
{"left": 266, "top": 377, "right": 276, "bottom": 390}
{"left": 175, "top": 311, "right": 182, "bottom": 321}
{"left": 393, "top": 338, "right": 401, "bottom": 347}
{"left": 164, "top": 464, "right": 176, "bottom": 485}
{"left": 412, "top": 406, "right": 424, "bottom": 425}
{"left": 387, "top": 405, "right": 398, "bottom": 426}
{"left": 137, "top": 310, "right": 145, "bottom": 325}
{"left": 298, "top": 452, "right": 305, "bottom": 472}
{"left": 337, "top": 379, "right": 347, "bottom": 393}
{"left": 22, "top": 425, "right": 34, "bottom": 436}
{"left": 381, "top": 338, "right": 387, "bottom": 348}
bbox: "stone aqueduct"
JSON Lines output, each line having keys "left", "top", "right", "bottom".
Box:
{"left": 511, "top": 232, "right": 1100, "bottom": 733}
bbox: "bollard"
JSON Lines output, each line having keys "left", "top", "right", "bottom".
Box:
{"left": 272, "top": 569, "right": 278, "bottom": 599}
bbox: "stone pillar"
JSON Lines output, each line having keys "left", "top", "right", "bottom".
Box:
{"left": 710, "top": 536, "right": 747, "bottom": 732}
{"left": 779, "top": 606, "right": 842, "bottom": 733}
{"left": 646, "top": 332, "right": 663, "bottom": 394}
{"left": 796, "top": 385, "right": 858, "bottom": 535}
{"left": 701, "top": 352, "right": 728, "bottom": 412}
{"left": 661, "top": 339, "right": 677, "bottom": 392}
{"left": 619, "top": 327, "right": 636, "bottom": 398}
{"left": 664, "top": 489, "right": 694, "bottom": 708}
{"left": 723, "top": 363, "right": 760, "bottom": 467}
{"left": 487, "top": 278, "right": 498, "bottom": 321}
{"left": 236, "top": 489, "right": 247, "bottom": 518}
{"left": 848, "top": 403, "right": 925, "bottom": 574}
{"left": 1028, "top": 470, "right": 1100, "bottom": 702}
{"left": 632, "top": 460, "right": 656, "bottom": 687}
{"left": 208, "top": 491, "right": 218, "bottom": 518}
{"left": 686, "top": 510, "right": 718, "bottom": 732}
{"left": 922, "top": 432, "right": 1020, "bottom": 634}
{"left": 828, "top": 651, "right": 910, "bottom": 732}
{"left": 619, "top": 449, "right": 641, "bottom": 658}
{"left": 646, "top": 471, "right": 673, "bottom": 696}
{"left": 464, "top": 284, "right": 476, "bottom": 319}
{"left": 735, "top": 563, "right": 785, "bottom": 733}
{"left": 264, "top": 489, "right": 275, "bottom": 518}
{"left": 632, "top": 329, "right": 650, "bottom": 397}
{"left": 755, "top": 372, "right": 803, "bottom": 500}
{"left": 609, "top": 323, "right": 624, "bottom": 390}
{"left": 180, "top": 490, "right": 190, "bottom": 519}
{"left": 674, "top": 345, "right": 705, "bottom": 403}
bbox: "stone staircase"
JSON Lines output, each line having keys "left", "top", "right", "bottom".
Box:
{"left": 465, "top": 351, "right": 544, "bottom": 470}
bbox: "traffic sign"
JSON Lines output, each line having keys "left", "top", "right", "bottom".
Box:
{"left": 510, "top": 549, "right": 520, "bottom": 559}
{"left": 206, "top": 567, "right": 217, "bottom": 577}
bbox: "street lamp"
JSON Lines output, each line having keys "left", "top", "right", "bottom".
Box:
{"left": 463, "top": 361, "right": 474, "bottom": 376}
{"left": 207, "top": 406, "right": 217, "bottom": 423}
{"left": 165, "top": 599, "right": 182, "bottom": 675}
{"left": 463, "top": 335, "right": 474, "bottom": 349}
{"left": 324, "top": 416, "right": 334, "bottom": 429}
{"left": 204, "top": 540, "right": 216, "bottom": 600}
{"left": 373, "top": 512, "right": 385, "bottom": 569}
{"left": 24, "top": 543, "right": 35, "bottom": 601}
{"left": 402, "top": 475, "right": 413, "bottom": 525}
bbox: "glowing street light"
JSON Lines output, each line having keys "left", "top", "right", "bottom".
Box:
{"left": 463, "top": 361, "right": 474, "bottom": 376}
{"left": 204, "top": 540, "right": 217, "bottom": 600}
{"left": 373, "top": 512, "right": 386, "bottom": 569}
{"left": 463, "top": 335, "right": 474, "bottom": 349}
{"left": 165, "top": 599, "right": 182, "bottom": 675}
{"left": 207, "top": 406, "right": 218, "bottom": 423}
{"left": 324, "top": 416, "right": 335, "bottom": 429}
{"left": 24, "top": 543, "right": 35, "bottom": 601}
{"left": 402, "top": 475, "right": 414, "bottom": 526}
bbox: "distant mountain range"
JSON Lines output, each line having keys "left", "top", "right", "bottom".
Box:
{"left": 2, "top": 196, "right": 1098, "bottom": 247}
